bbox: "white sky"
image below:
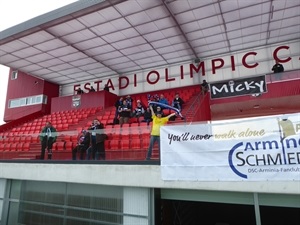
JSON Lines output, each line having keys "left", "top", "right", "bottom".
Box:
{"left": 0, "top": 0, "right": 78, "bottom": 124}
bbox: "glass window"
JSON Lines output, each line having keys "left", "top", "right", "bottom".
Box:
{"left": 9, "top": 181, "right": 125, "bottom": 225}
{"left": 20, "top": 98, "right": 26, "bottom": 106}
{"left": 9, "top": 99, "right": 20, "bottom": 108}
{"left": 8, "top": 95, "right": 47, "bottom": 108}
{"left": 42, "top": 95, "right": 47, "bottom": 104}
{"left": 11, "top": 70, "right": 18, "bottom": 80}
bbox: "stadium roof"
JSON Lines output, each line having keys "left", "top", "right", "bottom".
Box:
{"left": 0, "top": 0, "right": 299, "bottom": 86}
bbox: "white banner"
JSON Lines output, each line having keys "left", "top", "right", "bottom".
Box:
{"left": 161, "top": 113, "right": 300, "bottom": 181}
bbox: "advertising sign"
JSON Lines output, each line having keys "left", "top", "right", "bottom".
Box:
{"left": 161, "top": 113, "right": 300, "bottom": 181}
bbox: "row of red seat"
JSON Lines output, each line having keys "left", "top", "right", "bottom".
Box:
{"left": 53, "top": 138, "right": 150, "bottom": 152}
{"left": 0, "top": 142, "right": 30, "bottom": 152}
{"left": 0, "top": 86, "right": 200, "bottom": 159}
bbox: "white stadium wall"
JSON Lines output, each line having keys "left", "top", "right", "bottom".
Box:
{"left": 60, "top": 40, "right": 300, "bottom": 97}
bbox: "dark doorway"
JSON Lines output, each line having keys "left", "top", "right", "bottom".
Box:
{"left": 260, "top": 205, "right": 300, "bottom": 225}
{"left": 161, "top": 199, "right": 256, "bottom": 225}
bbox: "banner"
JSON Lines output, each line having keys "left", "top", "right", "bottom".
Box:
{"left": 210, "top": 75, "right": 267, "bottom": 99}
{"left": 161, "top": 113, "right": 300, "bottom": 181}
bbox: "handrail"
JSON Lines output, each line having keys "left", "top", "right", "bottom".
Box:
{"left": 183, "top": 91, "right": 205, "bottom": 123}
{"left": 265, "top": 70, "right": 300, "bottom": 83}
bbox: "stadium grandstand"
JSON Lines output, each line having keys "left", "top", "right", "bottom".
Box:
{"left": 0, "top": 0, "right": 299, "bottom": 224}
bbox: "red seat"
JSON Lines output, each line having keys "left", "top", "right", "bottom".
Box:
{"left": 142, "top": 138, "right": 150, "bottom": 150}
{"left": 110, "top": 140, "right": 120, "bottom": 150}
{"left": 65, "top": 142, "right": 73, "bottom": 151}
{"left": 10, "top": 143, "right": 18, "bottom": 151}
{"left": 130, "top": 131, "right": 140, "bottom": 139}
{"left": 120, "top": 139, "right": 130, "bottom": 150}
{"left": 22, "top": 143, "right": 30, "bottom": 151}
{"left": 16, "top": 143, "right": 24, "bottom": 151}
{"left": 130, "top": 122, "right": 140, "bottom": 127}
{"left": 25, "top": 136, "right": 32, "bottom": 142}
{"left": 55, "top": 142, "right": 65, "bottom": 151}
{"left": 4, "top": 143, "right": 11, "bottom": 151}
{"left": 131, "top": 139, "right": 141, "bottom": 150}
{"left": 105, "top": 141, "right": 110, "bottom": 150}
{"left": 121, "top": 131, "right": 130, "bottom": 140}
{"left": 56, "top": 124, "right": 63, "bottom": 130}
{"left": 52, "top": 142, "right": 58, "bottom": 151}
{"left": 62, "top": 135, "right": 71, "bottom": 142}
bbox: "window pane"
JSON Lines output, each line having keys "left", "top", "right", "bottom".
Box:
{"left": 43, "top": 95, "right": 48, "bottom": 104}
{"left": 11, "top": 71, "right": 18, "bottom": 80}
{"left": 9, "top": 100, "right": 19, "bottom": 108}
{"left": 20, "top": 98, "right": 26, "bottom": 106}
{"left": 7, "top": 202, "right": 20, "bottom": 225}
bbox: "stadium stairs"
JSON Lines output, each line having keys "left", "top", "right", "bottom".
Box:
{"left": 0, "top": 85, "right": 207, "bottom": 161}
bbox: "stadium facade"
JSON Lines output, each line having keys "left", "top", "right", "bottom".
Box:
{"left": 0, "top": 1, "right": 299, "bottom": 224}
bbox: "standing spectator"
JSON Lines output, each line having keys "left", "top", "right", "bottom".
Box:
{"left": 142, "top": 107, "right": 152, "bottom": 125}
{"left": 89, "top": 86, "right": 96, "bottom": 92}
{"left": 114, "top": 97, "right": 123, "bottom": 124}
{"left": 76, "top": 87, "right": 84, "bottom": 94}
{"left": 103, "top": 84, "right": 109, "bottom": 92}
{"left": 201, "top": 80, "right": 209, "bottom": 94}
{"left": 146, "top": 105, "right": 176, "bottom": 160}
{"left": 155, "top": 106, "right": 165, "bottom": 117}
{"left": 39, "top": 122, "right": 57, "bottom": 160}
{"left": 272, "top": 61, "right": 284, "bottom": 73}
{"left": 172, "top": 93, "right": 184, "bottom": 112}
{"left": 118, "top": 99, "right": 132, "bottom": 127}
{"left": 86, "top": 119, "right": 106, "bottom": 160}
{"left": 132, "top": 100, "right": 145, "bottom": 124}
{"left": 72, "top": 130, "right": 90, "bottom": 160}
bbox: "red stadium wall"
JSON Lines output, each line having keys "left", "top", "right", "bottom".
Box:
{"left": 4, "top": 69, "right": 59, "bottom": 122}
{"left": 51, "top": 91, "right": 118, "bottom": 113}
{"left": 193, "top": 94, "right": 211, "bottom": 121}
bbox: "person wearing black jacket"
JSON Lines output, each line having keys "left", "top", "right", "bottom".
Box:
{"left": 39, "top": 121, "right": 57, "bottom": 160}
{"left": 172, "top": 93, "right": 184, "bottom": 112}
{"left": 86, "top": 119, "right": 107, "bottom": 160}
{"left": 72, "top": 130, "right": 90, "bottom": 160}
{"left": 113, "top": 97, "right": 123, "bottom": 124}
{"left": 272, "top": 61, "right": 284, "bottom": 73}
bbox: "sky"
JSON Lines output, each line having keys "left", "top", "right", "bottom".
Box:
{"left": 0, "top": 0, "right": 78, "bottom": 124}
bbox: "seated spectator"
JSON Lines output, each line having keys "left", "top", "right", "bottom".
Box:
{"left": 158, "top": 94, "right": 169, "bottom": 109}
{"left": 132, "top": 100, "right": 145, "bottom": 123}
{"left": 126, "top": 95, "right": 133, "bottom": 107}
{"left": 141, "top": 107, "right": 153, "bottom": 125}
{"left": 201, "top": 80, "right": 209, "bottom": 94}
{"left": 118, "top": 99, "right": 132, "bottom": 127}
{"left": 72, "top": 130, "right": 90, "bottom": 160}
{"left": 76, "top": 87, "right": 84, "bottom": 94}
{"left": 103, "top": 84, "right": 109, "bottom": 92}
{"left": 147, "top": 93, "right": 159, "bottom": 111}
{"left": 172, "top": 93, "right": 184, "bottom": 112}
{"left": 89, "top": 86, "right": 96, "bottom": 92}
